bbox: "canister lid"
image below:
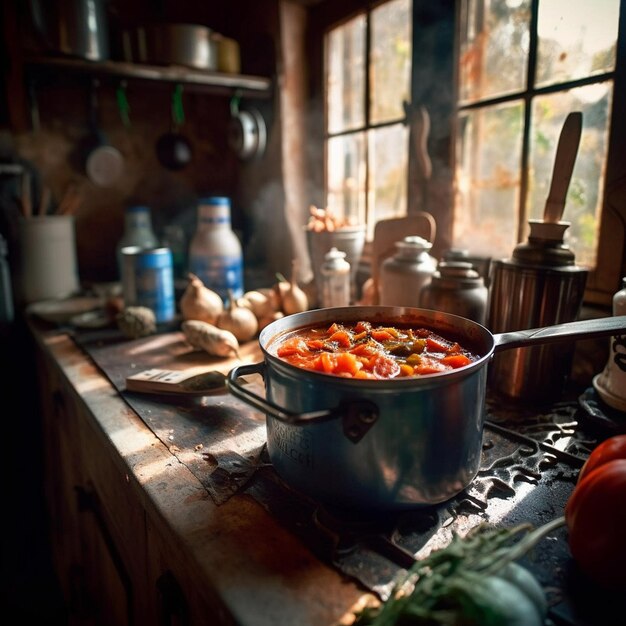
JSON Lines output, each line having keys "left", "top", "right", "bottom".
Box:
{"left": 431, "top": 261, "right": 484, "bottom": 288}
{"left": 324, "top": 247, "right": 347, "bottom": 261}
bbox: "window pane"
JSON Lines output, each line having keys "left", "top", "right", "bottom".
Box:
{"left": 536, "top": 0, "right": 619, "bottom": 88}
{"left": 528, "top": 84, "right": 612, "bottom": 268}
{"left": 370, "top": 0, "right": 412, "bottom": 124}
{"left": 327, "top": 133, "right": 367, "bottom": 225}
{"left": 327, "top": 15, "right": 366, "bottom": 134}
{"left": 454, "top": 102, "right": 524, "bottom": 259}
{"left": 367, "top": 124, "right": 409, "bottom": 239}
{"left": 459, "top": 0, "right": 530, "bottom": 105}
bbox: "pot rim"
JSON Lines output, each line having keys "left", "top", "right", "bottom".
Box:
{"left": 258, "top": 305, "right": 495, "bottom": 386}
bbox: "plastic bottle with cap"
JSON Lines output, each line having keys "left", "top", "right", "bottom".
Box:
{"left": 188, "top": 196, "right": 243, "bottom": 302}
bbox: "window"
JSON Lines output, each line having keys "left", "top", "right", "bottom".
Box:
{"left": 456, "top": 0, "right": 619, "bottom": 273}
{"left": 318, "top": 0, "right": 625, "bottom": 306}
{"left": 324, "top": 0, "right": 413, "bottom": 239}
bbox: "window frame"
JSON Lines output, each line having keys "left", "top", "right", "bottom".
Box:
{"left": 307, "top": 0, "right": 626, "bottom": 307}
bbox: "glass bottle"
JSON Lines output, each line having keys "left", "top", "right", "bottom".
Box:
{"left": 188, "top": 196, "right": 243, "bottom": 302}
{"left": 116, "top": 205, "right": 159, "bottom": 278}
{"left": 161, "top": 224, "right": 186, "bottom": 281}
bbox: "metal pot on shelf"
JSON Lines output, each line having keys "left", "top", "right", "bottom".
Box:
{"left": 30, "top": 0, "right": 110, "bottom": 61}
{"left": 227, "top": 305, "right": 626, "bottom": 510}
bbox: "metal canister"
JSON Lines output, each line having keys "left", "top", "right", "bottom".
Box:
{"left": 419, "top": 261, "right": 488, "bottom": 324}
{"left": 487, "top": 225, "right": 588, "bottom": 403}
{"left": 121, "top": 246, "right": 175, "bottom": 323}
{"left": 320, "top": 247, "right": 351, "bottom": 307}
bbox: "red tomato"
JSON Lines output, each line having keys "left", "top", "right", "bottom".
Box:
{"left": 577, "top": 434, "right": 626, "bottom": 483}
{"left": 565, "top": 458, "right": 626, "bottom": 589}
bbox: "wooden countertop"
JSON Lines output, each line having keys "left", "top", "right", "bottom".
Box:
{"left": 32, "top": 325, "right": 368, "bottom": 625}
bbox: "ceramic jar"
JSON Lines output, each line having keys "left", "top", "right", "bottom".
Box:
{"left": 379, "top": 236, "right": 436, "bottom": 307}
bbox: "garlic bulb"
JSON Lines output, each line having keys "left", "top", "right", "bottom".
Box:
{"left": 239, "top": 289, "right": 277, "bottom": 320}
{"left": 278, "top": 260, "right": 308, "bottom": 315}
{"left": 216, "top": 290, "right": 259, "bottom": 342}
{"left": 179, "top": 273, "right": 224, "bottom": 324}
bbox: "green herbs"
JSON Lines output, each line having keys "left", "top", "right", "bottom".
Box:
{"left": 354, "top": 517, "right": 565, "bottom": 626}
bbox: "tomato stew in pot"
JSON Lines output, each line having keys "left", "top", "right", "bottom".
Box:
{"left": 274, "top": 320, "right": 479, "bottom": 379}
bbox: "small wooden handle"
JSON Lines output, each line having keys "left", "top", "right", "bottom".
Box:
{"left": 544, "top": 111, "right": 582, "bottom": 224}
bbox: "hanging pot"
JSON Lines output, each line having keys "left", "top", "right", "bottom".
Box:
{"left": 227, "top": 306, "right": 626, "bottom": 510}
{"left": 227, "top": 96, "right": 266, "bottom": 160}
{"left": 156, "top": 84, "right": 193, "bottom": 171}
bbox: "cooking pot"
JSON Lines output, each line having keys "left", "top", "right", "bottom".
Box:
{"left": 30, "top": 0, "right": 110, "bottom": 61}
{"left": 137, "top": 23, "right": 217, "bottom": 70}
{"left": 227, "top": 306, "right": 626, "bottom": 510}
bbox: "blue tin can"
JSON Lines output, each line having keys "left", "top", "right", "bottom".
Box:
{"left": 121, "top": 246, "right": 175, "bottom": 323}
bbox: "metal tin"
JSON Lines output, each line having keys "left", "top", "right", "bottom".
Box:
{"left": 121, "top": 246, "right": 175, "bottom": 323}
{"left": 419, "top": 261, "right": 488, "bottom": 325}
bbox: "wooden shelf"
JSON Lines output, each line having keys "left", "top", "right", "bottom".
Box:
{"left": 24, "top": 54, "right": 273, "bottom": 98}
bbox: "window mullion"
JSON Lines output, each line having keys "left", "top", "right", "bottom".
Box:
{"left": 364, "top": 10, "right": 372, "bottom": 229}
{"left": 517, "top": 0, "right": 541, "bottom": 242}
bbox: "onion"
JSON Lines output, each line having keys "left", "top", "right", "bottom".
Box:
{"left": 216, "top": 290, "right": 259, "bottom": 342}
{"left": 179, "top": 273, "right": 224, "bottom": 324}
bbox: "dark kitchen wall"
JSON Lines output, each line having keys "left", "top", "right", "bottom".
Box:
{"left": 0, "top": 0, "right": 288, "bottom": 299}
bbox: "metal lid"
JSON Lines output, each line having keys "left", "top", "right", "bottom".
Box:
{"left": 431, "top": 261, "right": 484, "bottom": 289}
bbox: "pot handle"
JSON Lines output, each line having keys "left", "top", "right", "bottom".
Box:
{"left": 493, "top": 315, "right": 626, "bottom": 352}
{"left": 227, "top": 362, "right": 379, "bottom": 443}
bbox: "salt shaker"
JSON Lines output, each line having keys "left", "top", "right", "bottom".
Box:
{"left": 320, "top": 247, "right": 351, "bottom": 307}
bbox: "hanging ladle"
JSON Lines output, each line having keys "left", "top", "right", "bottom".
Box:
{"left": 83, "top": 78, "right": 125, "bottom": 187}
{"left": 156, "top": 84, "right": 193, "bottom": 171}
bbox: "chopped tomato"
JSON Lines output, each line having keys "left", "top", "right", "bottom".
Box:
{"left": 334, "top": 352, "right": 361, "bottom": 376}
{"left": 371, "top": 329, "right": 395, "bottom": 342}
{"left": 328, "top": 329, "right": 353, "bottom": 348}
{"left": 426, "top": 337, "right": 449, "bottom": 352}
{"left": 306, "top": 339, "right": 326, "bottom": 351}
{"left": 441, "top": 354, "right": 472, "bottom": 369}
{"left": 276, "top": 337, "right": 309, "bottom": 357}
{"left": 319, "top": 351, "right": 336, "bottom": 373}
{"left": 327, "top": 322, "right": 341, "bottom": 334}
{"left": 350, "top": 342, "right": 380, "bottom": 357}
{"left": 354, "top": 321, "right": 371, "bottom": 333}
{"left": 413, "top": 356, "right": 446, "bottom": 375}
